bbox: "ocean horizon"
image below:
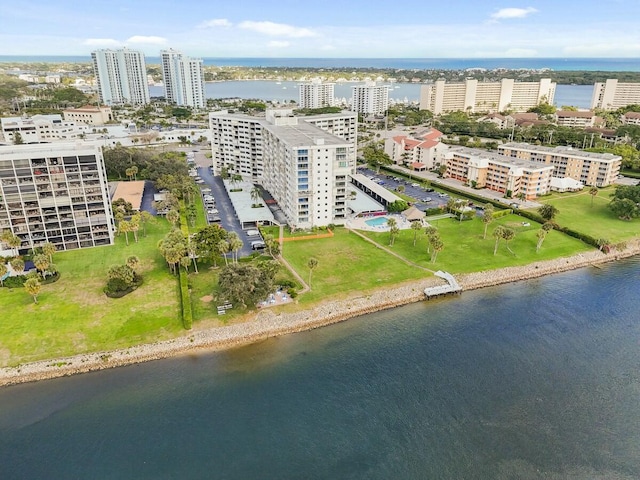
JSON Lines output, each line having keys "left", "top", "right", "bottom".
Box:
{"left": 1, "top": 56, "right": 640, "bottom": 71}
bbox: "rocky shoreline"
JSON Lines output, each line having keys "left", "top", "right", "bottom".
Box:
{"left": 1, "top": 242, "right": 639, "bottom": 387}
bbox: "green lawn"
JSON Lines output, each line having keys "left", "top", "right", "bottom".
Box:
{"left": 0, "top": 219, "right": 183, "bottom": 367}
{"left": 535, "top": 189, "right": 640, "bottom": 243}
{"left": 359, "top": 214, "right": 591, "bottom": 274}
{"left": 282, "top": 228, "right": 432, "bottom": 304}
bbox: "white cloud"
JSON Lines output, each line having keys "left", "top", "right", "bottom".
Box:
{"left": 490, "top": 7, "right": 538, "bottom": 20}
{"left": 125, "top": 35, "right": 167, "bottom": 45}
{"left": 83, "top": 38, "right": 121, "bottom": 47}
{"left": 267, "top": 40, "right": 290, "bottom": 48}
{"left": 198, "top": 18, "right": 232, "bottom": 28}
{"left": 238, "top": 21, "right": 316, "bottom": 38}
{"left": 505, "top": 48, "right": 538, "bottom": 57}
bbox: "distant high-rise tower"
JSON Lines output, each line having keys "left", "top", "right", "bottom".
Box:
{"left": 351, "top": 81, "right": 389, "bottom": 115}
{"left": 298, "top": 78, "right": 335, "bottom": 109}
{"left": 160, "top": 49, "right": 206, "bottom": 109}
{"left": 91, "top": 48, "right": 150, "bottom": 106}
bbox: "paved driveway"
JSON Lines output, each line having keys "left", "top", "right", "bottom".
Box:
{"left": 197, "top": 165, "right": 254, "bottom": 257}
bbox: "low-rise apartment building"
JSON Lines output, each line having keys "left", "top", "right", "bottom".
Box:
{"left": 1, "top": 115, "right": 90, "bottom": 144}
{"left": 384, "top": 128, "right": 447, "bottom": 169}
{"left": 554, "top": 110, "right": 601, "bottom": 128}
{"left": 62, "top": 105, "right": 114, "bottom": 126}
{"left": 498, "top": 142, "right": 621, "bottom": 187}
{"left": 0, "top": 143, "right": 115, "bottom": 254}
{"left": 445, "top": 147, "right": 554, "bottom": 200}
{"left": 621, "top": 112, "right": 640, "bottom": 125}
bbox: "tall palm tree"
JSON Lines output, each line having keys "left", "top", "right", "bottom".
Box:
{"left": 493, "top": 225, "right": 506, "bottom": 255}
{"left": 411, "top": 221, "right": 422, "bottom": 246}
{"left": 166, "top": 209, "right": 180, "bottom": 228}
{"left": 42, "top": 242, "right": 56, "bottom": 263}
{"left": 501, "top": 227, "right": 516, "bottom": 254}
{"left": 424, "top": 225, "right": 438, "bottom": 253}
{"left": 227, "top": 232, "right": 243, "bottom": 264}
{"left": 32, "top": 253, "right": 49, "bottom": 278}
{"left": 130, "top": 214, "right": 141, "bottom": 243}
{"left": 389, "top": 225, "right": 400, "bottom": 246}
{"left": 24, "top": 277, "right": 41, "bottom": 304}
{"left": 430, "top": 236, "right": 444, "bottom": 263}
{"left": 482, "top": 204, "right": 495, "bottom": 239}
{"left": 139, "top": 211, "right": 153, "bottom": 237}
{"left": 217, "top": 240, "right": 229, "bottom": 266}
{"left": 250, "top": 186, "right": 261, "bottom": 205}
{"left": 10, "top": 257, "right": 24, "bottom": 276}
{"left": 536, "top": 228, "right": 548, "bottom": 252}
{"left": 307, "top": 257, "right": 318, "bottom": 288}
{"left": 119, "top": 220, "right": 131, "bottom": 246}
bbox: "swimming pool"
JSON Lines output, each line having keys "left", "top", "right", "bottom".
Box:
{"left": 364, "top": 216, "right": 388, "bottom": 227}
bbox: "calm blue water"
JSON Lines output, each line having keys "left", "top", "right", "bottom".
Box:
{"left": 365, "top": 216, "right": 389, "bottom": 227}
{"left": 1, "top": 257, "right": 639, "bottom": 479}
{"left": 2, "top": 56, "right": 640, "bottom": 71}
{"left": 150, "top": 81, "right": 593, "bottom": 108}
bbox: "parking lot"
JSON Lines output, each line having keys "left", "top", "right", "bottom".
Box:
{"left": 357, "top": 166, "right": 450, "bottom": 211}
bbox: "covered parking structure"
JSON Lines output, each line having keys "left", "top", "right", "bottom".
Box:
{"left": 350, "top": 173, "right": 402, "bottom": 209}
{"left": 111, "top": 180, "right": 146, "bottom": 211}
{"left": 224, "top": 179, "right": 278, "bottom": 229}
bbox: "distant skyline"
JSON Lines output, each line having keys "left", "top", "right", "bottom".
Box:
{"left": 4, "top": 0, "right": 640, "bottom": 58}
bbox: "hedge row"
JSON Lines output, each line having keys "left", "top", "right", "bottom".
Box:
{"left": 515, "top": 208, "right": 601, "bottom": 248}
{"left": 179, "top": 268, "right": 193, "bottom": 330}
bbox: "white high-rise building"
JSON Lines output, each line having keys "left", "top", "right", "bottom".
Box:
{"left": 419, "top": 79, "right": 556, "bottom": 114}
{"left": 591, "top": 79, "right": 640, "bottom": 110}
{"left": 160, "top": 49, "right": 206, "bottom": 109}
{"left": 91, "top": 49, "right": 150, "bottom": 106}
{"left": 351, "top": 81, "right": 389, "bottom": 115}
{"left": 209, "top": 109, "right": 357, "bottom": 228}
{"left": 0, "top": 143, "right": 115, "bottom": 254}
{"left": 298, "top": 78, "right": 335, "bottom": 109}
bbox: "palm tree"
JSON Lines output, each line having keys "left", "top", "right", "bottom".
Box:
{"left": 131, "top": 165, "right": 138, "bottom": 181}
{"left": 411, "top": 221, "right": 422, "bottom": 246}
{"left": 166, "top": 209, "right": 180, "bottom": 228}
{"left": 264, "top": 234, "right": 279, "bottom": 258}
{"left": 482, "top": 204, "right": 494, "bottom": 239}
{"left": 536, "top": 228, "right": 548, "bottom": 252}
{"left": 424, "top": 225, "right": 438, "bottom": 253}
{"left": 227, "top": 232, "right": 243, "bottom": 264}
{"left": 139, "top": 211, "right": 154, "bottom": 237}
{"left": 493, "top": 225, "right": 506, "bottom": 255}
{"left": 126, "top": 255, "right": 140, "bottom": 272}
{"left": 42, "top": 242, "right": 56, "bottom": 263}
{"left": 130, "top": 214, "right": 140, "bottom": 243}
{"left": 1, "top": 231, "right": 21, "bottom": 256}
{"left": 307, "top": 257, "right": 318, "bottom": 288}
{"left": 501, "top": 227, "right": 516, "bottom": 255}
{"left": 125, "top": 167, "right": 134, "bottom": 181}
{"left": 386, "top": 217, "right": 398, "bottom": 245}
{"left": 119, "top": 220, "right": 131, "bottom": 245}
{"left": 180, "top": 256, "right": 191, "bottom": 273}
{"left": 538, "top": 204, "right": 559, "bottom": 222}
{"left": 0, "top": 262, "right": 7, "bottom": 287}
{"left": 24, "top": 277, "right": 41, "bottom": 304}
{"left": 164, "top": 247, "right": 182, "bottom": 274}
{"left": 10, "top": 257, "right": 24, "bottom": 276}
{"left": 589, "top": 186, "right": 598, "bottom": 207}
{"left": 430, "top": 235, "right": 444, "bottom": 263}
{"left": 217, "top": 240, "right": 229, "bottom": 266}
{"left": 32, "top": 253, "right": 49, "bottom": 278}
{"left": 250, "top": 186, "right": 261, "bottom": 205}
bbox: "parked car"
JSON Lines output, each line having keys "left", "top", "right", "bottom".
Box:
{"left": 251, "top": 241, "right": 266, "bottom": 250}
{"left": 411, "top": 183, "right": 420, "bottom": 187}
{"left": 422, "top": 197, "right": 432, "bottom": 203}
{"left": 425, "top": 188, "right": 435, "bottom": 192}
{"left": 246, "top": 229, "right": 260, "bottom": 237}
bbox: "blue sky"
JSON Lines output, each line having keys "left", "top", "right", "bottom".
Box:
{"left": 3, "top": 0, "right": 640, "bottom": 57}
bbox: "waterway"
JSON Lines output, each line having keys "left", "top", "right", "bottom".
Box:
{"left": 1, "top": 258, "right": 639, "bottom": 479}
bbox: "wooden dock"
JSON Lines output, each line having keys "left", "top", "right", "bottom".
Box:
{"left": 424, "top": 271, "right": 462, "bottom": 299}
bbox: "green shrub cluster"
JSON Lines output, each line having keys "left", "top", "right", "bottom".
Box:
{"left": 492, "top": 209, "right": 513, "bottom": 219}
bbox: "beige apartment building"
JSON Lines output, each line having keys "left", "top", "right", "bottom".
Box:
{"left": 445, "top": 147, "right": 553, "bottom": 200}
{"left": 498, "top": 143, "right": 621, "bottom": 187}
{"left": 554, "top": 110, "right": 601, "bottom": 128}
{"left": 62, "top": 105, "right": 114, "bottom": 126}
{"left": 419, "top": 78, "right": 556, "bottom": 115}
{"left": 591, "top": 79, "right": 640, "bottom": 110}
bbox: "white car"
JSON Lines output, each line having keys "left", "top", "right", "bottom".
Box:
{"left": 246, "top": 229, "right": 260, "bottom": 236}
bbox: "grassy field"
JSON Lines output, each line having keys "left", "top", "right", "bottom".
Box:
{"left": 281, "top": 228, "right": 432, "bottom": 304}
{"left": 360, "top": 214, "right": 592, "bottom": 274}
{"left": 0, "top": 219, "right": 183, "bottom": 367}
{"left": 535, "top": 189, "right": 640, "bottom": 243}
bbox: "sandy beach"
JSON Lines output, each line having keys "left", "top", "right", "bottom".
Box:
{"left": 1, "top": 240, "right": 639, "bottom": 387}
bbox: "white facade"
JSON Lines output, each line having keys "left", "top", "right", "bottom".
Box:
{"left": 298, "top": 78, "right": 335, "bottom": 109}
{"left": 0, "top": 143, "right": 115, "bottom": 253}
{"left": 209, "top": 109, "right": 357, "bottom": 227}
{"left": 62, "top": 106, "right": 114, "bottom": 126}
{"left": 91, "top": 48, "right": 150, "bottom": 105}
{"left": 351, "top": 82, "right": 390, "bottom": 115}
{"left": 419, "top": 79, "right": 556, "bottom": 114}
{"left": 161, "top": 49, "right": 206, "bottom": 109}
{"left": 591, "top": 79, "right": 640, "bottom": 110}
{"left": 1, "top": 115, "right": 91, "bottom": 144}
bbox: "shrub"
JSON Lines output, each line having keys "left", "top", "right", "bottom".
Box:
{"left": 287, "top": 287, "right": 298, "bottom": 298}
{"left": 492, "top": 209, "right": 512, "bottom": 219}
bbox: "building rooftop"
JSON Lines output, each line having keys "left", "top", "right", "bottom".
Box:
{"left": 350, "top": 173, "right": 402, "bottom": 204}
{"left": 500, "top": 142, "right": 622, "bottom": 162}
{"left": 112, "top": 180, "right": 146, "bottom": 211}
{"left": 265, "top": 121, "right": 349, "bottom": 148}
{"left": 449, "top": 146, "right": 554, "bottom": 171}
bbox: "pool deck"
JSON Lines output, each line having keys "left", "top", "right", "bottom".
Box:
{"left": 346, "top": 214, "right": 413, "bottom": 232}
